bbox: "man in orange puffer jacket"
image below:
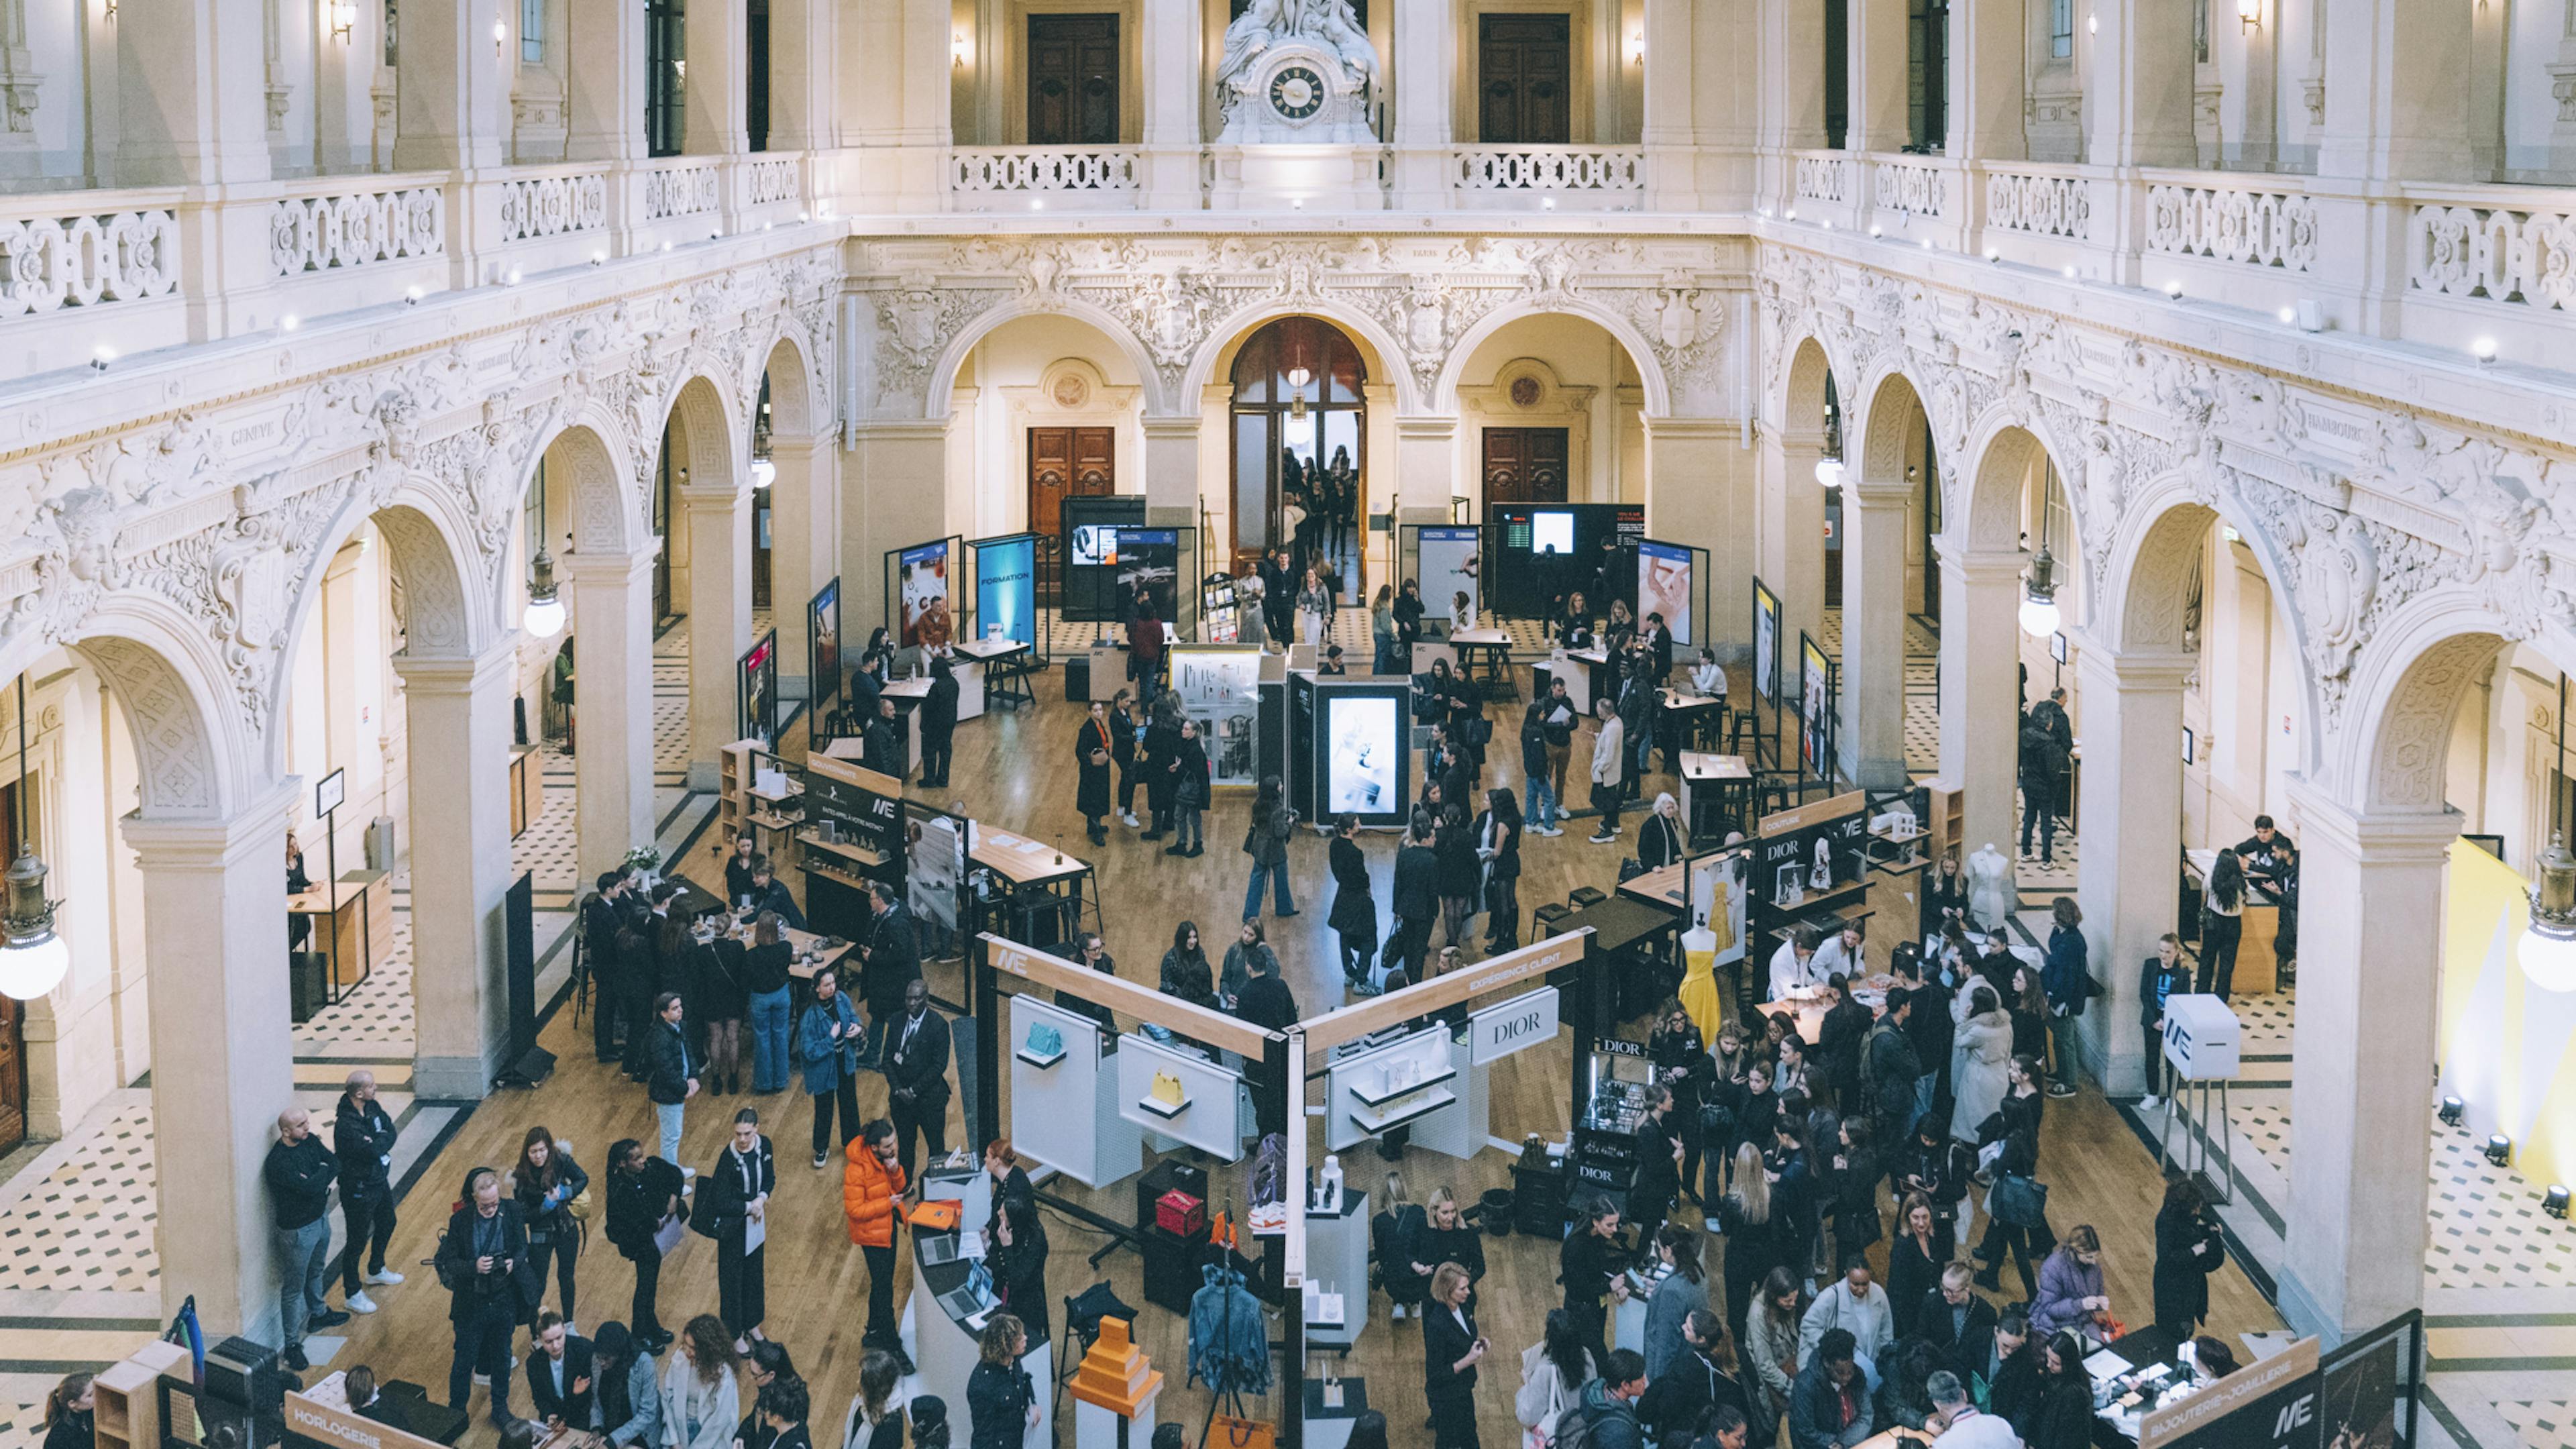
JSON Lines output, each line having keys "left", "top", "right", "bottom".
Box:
{"left": 843, "top": 1118, "right": 910, "bottom": 1362}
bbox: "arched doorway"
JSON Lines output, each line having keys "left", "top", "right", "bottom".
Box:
{"left": 1229, "top": 317, "right": 1366, "bottom": 592}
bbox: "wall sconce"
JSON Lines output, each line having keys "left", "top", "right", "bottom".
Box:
{"left": 953, "top": 30, "right": 970, "bottom": 66}
{"left": 493, "top": 17, "right": 507, "bottom": 54}
{"left": 329, "top": 0, "right": 354, "bottom": 40}
{"left": 102, "top": 0, "right": 115, "bottom": 21}
{"left": 2237, "top": 0, "right": 2261, "bottom": 30}
{"left": 1626, "top": 30, "right": 1644, "bottom": 65}
{"left": 2086, "top": 12, "right": 2098, "bottom": 34}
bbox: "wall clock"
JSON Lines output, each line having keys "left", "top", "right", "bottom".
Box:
{"left": 1269, "top": 65, "right": 1326, "bottom": 121}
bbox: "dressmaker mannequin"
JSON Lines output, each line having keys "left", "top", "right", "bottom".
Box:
{"left": 1966, "top": 842, "right": 2015, "bottom": 931}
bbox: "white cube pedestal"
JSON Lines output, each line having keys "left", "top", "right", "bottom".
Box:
{"left": 1074, "top": 1386, "right": 1161, "bottom": 1449}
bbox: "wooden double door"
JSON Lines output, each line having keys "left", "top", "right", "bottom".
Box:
{"left": 1027, "top": 15, "right": 1120, "bottom": 146}
{"left": 1479, "top": 14, "right": 1571, "bottom": 144}
{"left": 1482, "top": 427, "right": 1569, "bottom": 506}
{"left": 1030, "top": 426, "right": 1114, "bottom": 601}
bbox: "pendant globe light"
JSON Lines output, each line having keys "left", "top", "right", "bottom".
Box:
{"left": 2524, "top": 674, "right": 2576, "bottom": 992}
{"left": 523, "top": 468, "right": 566, "bottom": 640}
{"left": 0, "top": 678, "right": 67, "bottom": 1001}
{"left": 2020, "top": 497, "right": 2061, "bottom": 639}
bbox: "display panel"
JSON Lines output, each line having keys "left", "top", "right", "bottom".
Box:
{"left": 1752, "top": 578, "right": 1781, "bottom": 702}
{"left": 1690, "top": 847, "right": 1750, "bottom": 967}
{"left": 1638, "top": 539, "right": 1694, "bottom": 647}
{"left": 1059, "top": 495, "right": 1147, "bottom": 622}
{"left": 1070, "top": 525, "right": 1118, "bottom": 568}
{"left": 1531, "top": 509, "right": 1575, "bottom": 557}
{"left": 1171, "top": 646, "right": 1265, "bottom": 787}
{"left": 910, "top": 808, "right": 965, "bottom": 935}
{"left": 1487, "top": 503, "right": 1645, "bottom": 619}
{"left": 739, "top": 629, "right": 779, "bottom": 743}
{"left": 898, "top": 540, "right": 954, "bottom": 651}
{"left": 1112, "top": 528, "right": 1181, "bottom": 620}
{"left": 806, "top": 578, "right": 841, "bottom": 714}
{"left": 1416, "top": 525, "right": 1482, "bottom": 621}
{"left": 1799, "top": 631, "right": 1833, "bottom": 774}
{"left": 1752, "top": 794, "right": 1869, "bottom": 917}
{"left": 972, "top": 534, "right": 1037, "bottom": 646}
{"left": 1322, "top": 694, "right": 1399, "bottom": 816}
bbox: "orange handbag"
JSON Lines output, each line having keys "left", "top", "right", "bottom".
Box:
{"left": 1207, "top": 1208, "right": 1237, "bottom": 1251}
{"left": 1210, "top": 1415, "right": 1275, "bottom": 1449}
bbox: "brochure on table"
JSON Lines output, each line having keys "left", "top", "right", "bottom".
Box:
{"left": 1326, "top": 1026, "right": 1468, "bottom": 1154}
{"left": 1007, "top": 994, "right": 1144, "bottom": 1189}
{"left": 1115, "top": 1033, "right": 1248, "bottom": 1161}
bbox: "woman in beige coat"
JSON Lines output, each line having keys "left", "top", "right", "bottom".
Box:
{"left": 1949, "top": 982, "right": 2013, "bottom": 1143}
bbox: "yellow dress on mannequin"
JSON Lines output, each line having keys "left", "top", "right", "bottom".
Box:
{"left": 1680, "top": 918, "right": 1723, "bottom": 1042}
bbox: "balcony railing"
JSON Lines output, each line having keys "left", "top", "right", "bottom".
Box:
{"left": 1451, "top": 145, "right": 1644, "bottom": 194}
{"left": 1794, "top": 153, "right": 1850, "bottom": 207}
{"left": 497, "top": 167, "right": 610, "bottom": 243}
{"left": 1872, "top": 158, "right": 1947, "bottom": 219}
{"left": 0, "top": 193, "right": 182, "bottom": 319}
{"left": 2408, "top": 186, "right": 2576, "bottom": 314}
{"left": 953, "top": 147, "right": 1138, "bottom": 193}
{"left": 641, "top": 159, "right": 724, "bottom": 222}
{"left": 747, "top": 155, "right": 802, "bottom": 208}
{"left": 1985, "top": 165, "right": 2094, "bottom": 241}
{"left": 2143, "top": 174, "right": 2318, "bottom": 273}
{"left": 270, "top": 176, "right": 447, "bottom": 277}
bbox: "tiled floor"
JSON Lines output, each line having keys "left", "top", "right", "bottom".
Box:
{"left": 0, "top": 1099, "right": 158, "bottom": 1293}
{"left": 292, "top": 917, "right": 419, "bottom": 1057}
{"left": 2499, "top": 1402, "right": 2576, "bottom": 1449}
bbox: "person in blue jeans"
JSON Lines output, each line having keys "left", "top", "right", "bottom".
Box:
{"left": 262, "top": 1106, "right": 348, "bottom": 1371}
{"left": 743, "top": 912, "right": 796, "bottom": 1094}
{"left": 1241, "top": 774, "right": 1299, "bottom": 920}
{"left": 1521, "top": 704, "right": 1561, "bottom": 835}
{"left": 645, "top": 993, "right": 699, "bottom": 1164}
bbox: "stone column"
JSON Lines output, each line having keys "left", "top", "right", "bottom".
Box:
{"left": 1947, "top": 0, "right": 2027, "bottom": 161}
{"left": 392, "top": 643, "right": 519, "bottom": 1099}
{"left": 765, "top": 0, "right": 835, "bottom": 152}
{"left": 1762, "top": 427, "right": 1829, "bottom": 692}
{"left": 1142, "top": 417, "right": 1203, "bottom": 525}
{"left": 1387, "top": 0, "right": 1454, "bottom": 210}
{"left": 2070, "top": 646, "right": 2192, "bottom": 1091}
{"left": 1843, "top": 0, "right": 1909, "bottom": 153}
{"left": 680, "top": 482, "right": 753, "bottom": 784}
{"left": 766, "top": 433, "right": 836, "bottom": 701}
{"left": 2314, "top": 0, "right": 2471, "bottom": 182}
{"left": 121, "top": 784, "right": 300, "bottom": 1339}
{"left": 685, "top": 0, "right": 750, "bottom": 156}
{"left": 561, "top": 548, "right": 660, "bottom": 885}
{"left": 1391, "top": 417, "right": 1460, "bottom": 525}
{"left": 2276, "top": 785, "right": 2451, "bottom": 1340}
{"left": 1644, "top": 418, "right": 1753, "bottom": 658}
{"left": 393, "top": 0, "right": 510, "bottom": 170}
{"left": 1139, "top": 0, "right": 1205, "bottom": 209}
{"left": 848, "top": 423, "right": 951, "bottom": 642}
{"left": 2084, "top": 0, "right": 2197, "bottom": 168}
{"left": 1642, "top": 0, "right": 1699, "bottom": 205}
{"left": 564, "top": 0, "right": 646, "bottom": 162}
{"left": 1756, "top": 0, "right": 1829, "bottom": 204}
{"left": 1837, "top": 476, "right": 1909, "bottom": 788}
{"left": 1937, "top": 545, "right": 2020, "bottom": 859}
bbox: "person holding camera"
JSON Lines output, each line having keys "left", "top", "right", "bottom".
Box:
{"left": 436, "top": 1166, "right": 531, "bottom": 1428}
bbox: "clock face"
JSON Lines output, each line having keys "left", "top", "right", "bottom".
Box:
{"left": 1269, "top": 66, "right": 1326, "bottom": 121}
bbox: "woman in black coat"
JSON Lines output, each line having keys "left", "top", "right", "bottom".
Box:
{"left": 1884, "top": 1192, "right": 1953, "bottom": 1338}
{"left": 511, "top": 1126, "right": 590, "bottom": 1325}
{"left": 1434, "top": 804, "right": 1479, "bottom": 949}
{"left": 965, "top": 1318, "right": 1036, "bottom": 1449}
{"left": 2029, "top": 1332, "right": 2096, "bottom": 1449}
{"left": 987, "top": 1199, "right": 1051, "bottom": 1347}
{"left": 1409, "top": 1187, "right": 1487, "bottom": 1296}
{"left": 1476, "top": 789, "right": 1523, "bottom": 953}
{"left": 1075, "top": 703, "right": 1114, "bottom": 846}
{"left": 602, "top": 1139, "right": 684, "bottom": 1350}
{"left": 1142, "top": 703, "right": 1184, "bottom": 839}
{"left": 918, "top": 659, "right": 959, "bottom": 788}
{"left": 1327, "top": 815, "right": 1379, "bottom": 985}
{"left": 1110, "top": 694, "right": 1143, "bottom": 826}
{"left": 1421, "top": 1263, "right": 1487, "bottom": 1449}
{"left": 700, "top": 1108, "right": 777, "bottom": 1344}
{"left": 2153, "top": 1176, "right": 2227, "bottom": 1338}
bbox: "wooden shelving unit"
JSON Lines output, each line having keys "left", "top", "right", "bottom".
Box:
{"left": 94, "top": 1339, "right": 189, "bottom": 1449}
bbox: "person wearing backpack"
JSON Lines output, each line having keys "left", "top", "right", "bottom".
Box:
{"left": 1562, "top": 1350, "right": 1648, "bottom": 1449}
{"left": 1515, "top": 1309, "right": 1597, "bottom": 1449}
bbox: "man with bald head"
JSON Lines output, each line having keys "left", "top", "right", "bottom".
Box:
{"left": 335, "top": 1069, "right": 405, "bottom": 1314}
{"left": 262, "top": 1104, "right": 344, "bottom": 1371}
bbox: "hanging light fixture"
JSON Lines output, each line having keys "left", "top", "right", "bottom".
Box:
{"left": 1815, "top": 379, "right": 1845, "bottom": 490}
{"left": 2523, "top": 674, "right": 2576, "bottom": 991}
{"left": 2019, "top": 535, "right": 2061, "bottom": 639}
{"left": 0, "top": 679, "right": 68, "bottom": 1002}
{"left": 1283, "top": 364, "right": 1315, "bottom": 448}
{"left": 523, "top": 468, "right": 566, "bottom": 640}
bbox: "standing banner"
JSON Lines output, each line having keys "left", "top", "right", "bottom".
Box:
{"left": 896, "top": 540, "right": 954, "bottom": 651}
{"left": 1799, "top": 630, "right": 1833, "bottom": 775}
{"left": 807, "top": 577, "right": 842, "bottom": 716}
{"left": 739, "top": 629, "right": 780, "bottom": 743}
{"left": 1637, "top": 539, "right": 1695, "bottom": 647}
{"left": 971, "top": 533, "right": 1038, "bottom": 646}
{"left": 1752, "top": 578, "right": 1781, "bottom": 702}
{"left": 1416, "top": 525, "right": 1482, "bottom": 621}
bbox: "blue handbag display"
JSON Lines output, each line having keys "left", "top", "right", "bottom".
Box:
{"left": 1025, "top": 1022, "right": 1064, "bottom": 1058}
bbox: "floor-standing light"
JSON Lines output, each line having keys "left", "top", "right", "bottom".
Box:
{"left": 0, "top": 678, "right": 67, "bottom": 1001}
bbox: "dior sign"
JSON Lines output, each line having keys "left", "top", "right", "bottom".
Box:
{"left": 1470, "top": 987, "right": 1560, "bottom": 1065}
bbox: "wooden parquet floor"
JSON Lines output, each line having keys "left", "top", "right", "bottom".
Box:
{"left": 323, "top": 676, "right": 2281, "bottom": 1449}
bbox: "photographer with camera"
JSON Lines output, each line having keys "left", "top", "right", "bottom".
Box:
{"left": 436, "top": 1166, "right": 533, "bottom": 1429}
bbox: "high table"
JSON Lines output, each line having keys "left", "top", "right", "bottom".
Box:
{"left": 971, "top": 827, "right": 1097, "bottom": 949}
{"left": 878, "top": 677, "right": 930, "bottom": 775}
{"left": 1534, "top": 647, "right": 1613, "bottom": 716}
{"left": 2184, "top": 849, "right": 2282, "bottom": 994}
{"left": 1680, "top": 752, "right": 1754, "bottom": 842}
{"left": 957, "top": 635, "right": 1036, "bottom": 710}
{"left": 1617, "top": 861, "right": 1687, "bottom": 912}
{"left": 906, "top": 1161, "right": 1056, "bottom": 1449}
{"left": 1443, "top": 627, "right": 1516, "bottom": 698}
{"left": 1552, "top": 893, "right": 1684, "bottom": 1021}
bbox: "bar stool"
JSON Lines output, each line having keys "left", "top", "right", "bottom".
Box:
{"left": 1568, "top": 886, "right": 1608, "bottom": 909}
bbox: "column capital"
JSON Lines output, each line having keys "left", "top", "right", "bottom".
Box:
{"left": 1142, "top": 415, "right": 1203, "bottom": 441}
{"left": 1845, "top": 476, "right": 1914, "bottom": 505}
{"left": 849, "top": 419, "right": 949, "bottom": 444}
{"left": 1641, "top": 415, "right": 1742, "bottom": 441}
{"left": 2071, "top": 644, "right": 2196, "bottom": 691}
{"left": 2284, "top": 780, "right": 2464, "bottom": 864}
{"left": 392, "top": 639, "right": 522, "bottom": 693}
{"left": 1394, "top": 415, "right": 1460, "bottom": 442}
{"left": 1935, "top": 543, "right": 2024, "bottom": 582}
{"left": 676, "top": 481, "right": 750, "bottom": 511}
{"left": 117, "top": 780, "right": 299, "bottom": 867}
{"left": 1773, "top": 426, "right": 1829, "bottom": 454}
{"left": 559, "top": 545, "right": 662, "bottom": 584}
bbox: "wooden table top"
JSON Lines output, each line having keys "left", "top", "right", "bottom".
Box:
{"left": 1617, "top": 861, "right": 1687, "bottom": 909}
{"left": 1681, "top": 751, "right": 1751, "bottom": 780}
{"left": 971, "top": 826, "right": 1091, "bottom": 885}
{"left": 695, "top": 912, "right": 857, "bottom": 982}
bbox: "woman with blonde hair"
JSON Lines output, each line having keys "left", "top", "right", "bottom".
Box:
{"left": 1713, "top": 1140, "right": 1776, "bottom": 1338}
{"left": 1422, "top": 1263, "right": 1486, "bottom": 1449}
{"left": 1372, "top": 1171, "right": 1430, "bottom": 1317}
{"left": 661, "top": 1315, "right": 743, "bottom": 1449}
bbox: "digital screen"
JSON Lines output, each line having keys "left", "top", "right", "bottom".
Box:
{"left": 1532, "top": 510, "right": 1576, "bottom": 557}
{"left": 898, "top": 541, "right": 953, "bottom": 651}
{"left": 974, "top": 535, "right": 1036, "bottom": 646}
{"left": 1418, "top": 526, "right": 1481, "bottom": 623}
{"left": 1115, "top": 528, "right": 1181, "bottom": 620}
{"left": 1322, "top": 694, "right": 1399, "bottom": 816}
{"left": 1070, "top": 525, "right": 1118, "bottom": 568}
{"left": 1638, "top": 539, "right": 1693, "bottom": 647}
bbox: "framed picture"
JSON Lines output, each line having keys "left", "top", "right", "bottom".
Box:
{"left": 2182, "top": 726, "right": 2196, "bottom": 765}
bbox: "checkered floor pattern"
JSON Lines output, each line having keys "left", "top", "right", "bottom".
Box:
{"left": 2426, "top": 1113, "right": 2576, "bottom": 1295}
{"left": 292, "top": 916, "right": 419, "bottom": 1055}
{"left": 2500, "top": 1401, "right": 2576, "bottom": 1449}
{"left": 0, "top": 1099, "right": 158, "bottom": 1291}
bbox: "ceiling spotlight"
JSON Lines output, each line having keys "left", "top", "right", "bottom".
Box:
{"left": 2549, "top": 1185, "right": 2571, "bottom": 1220}
{"left": 2487, "top": 1134, "right": 2514, "bottom": 1167}
{"left": 504, "top": 265, "right": 523, "bottom": 286}
{"left": 591, "top": 250, "right": 606, "bottom": 266}
{"left": 709, "top": 227, "right": 721, "bottom": 240}
{"left": 661, "top": 239, "right": 672, "bottom": 252}
{"left": 1031, "top": 198, "right": 1044, "bottom": 211}
{"left": 405, "top": 284, "right": 423, "bottom": 305}
{"left": 2277, "top": 306, "right": 2297, "bottom": 325}
{"left": 1542, "top": 197, "right": 1556, "bottom": 210}
{"left": 796, "top": 210, "right": 809, "bottom": 223}
{"left": 2063, "top": 265, "right": 2077, "bottom": 279}
{"left": 2473, "top": 336, "right": 2500, "bottom": 364}
{"left": 280, "top": 313, "right": 300, "bottom": 332}
{"left": 2163, "top": 280, "right": 2184, "bottom": 300}
{"left": 1919, "top": 238, "right": 1932, "bottom": 250}
{"left": 1868, "top": 225, "right": 1881, "bottom": 238}
{"left": 1784, "top": 208, "right": 1798, "bottom": 221}
{"left": 1985, "top": 248, "right": 2001, "bottom": 264}
{"left": 2440, "top": 1095, "right": 2466, "bottom": 1126}
{"left": 90, "top": 343, "right": 113, "bottom": 370}
{"left": 1819, "top": 219, "right": 1832, "bottom": 231}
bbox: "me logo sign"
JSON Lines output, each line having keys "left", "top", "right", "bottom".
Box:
{"left": 1471, "top": 987, "right": 1560, "bottom": 1065}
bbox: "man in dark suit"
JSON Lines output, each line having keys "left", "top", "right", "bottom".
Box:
{"left": 526, "top": 1311, "right": 599, "bottom": 1432}
{"left": 333, "top": 1070, "right": 401, "bottom": 1312}
{"left": 857, "top": 881, "right": 920, "bottom": 1067}
{"left": 862, "top": 695, "right": 905, "bottom": 779}
{"left": 1259, "top": 547, "right": 1297, "bottom": 647}
{"left": 1915, "top": 1262, "right": 2001, "bottom": 1380}
{"left": 1391, "top": 818, "right": 1441, "bottom": 982}
{"left": 585, "top": 870, "right": 634, "bottom": 1061}
{"left": 883, "top": 977, "right": 952, "bottom": 1181}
